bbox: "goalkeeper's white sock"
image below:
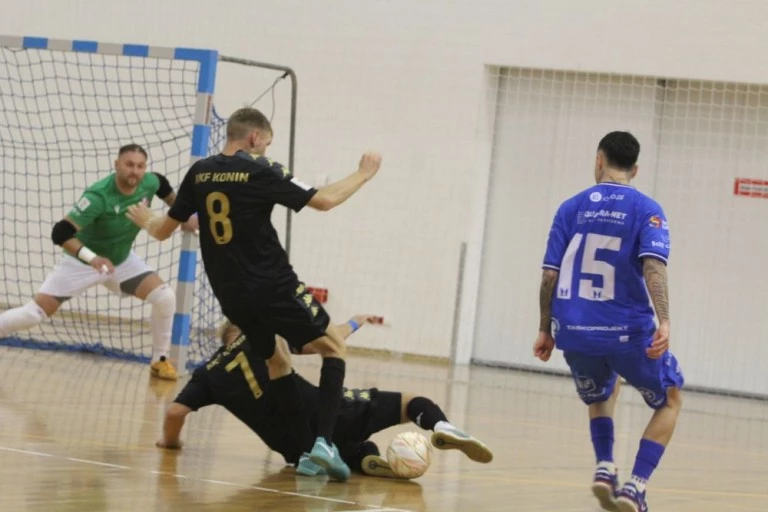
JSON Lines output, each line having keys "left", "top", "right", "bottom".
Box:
{"left": 0, "top": 301, "right": 47, "bottom": 337}
{"left": 145, "top": 285, "right": 175, "bottom": 363}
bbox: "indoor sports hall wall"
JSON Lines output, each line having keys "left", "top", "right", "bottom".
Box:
{"left": 474, "top": 70, "right": 768, "bottom": 396}
{"left": 1, "top": 1, "right": 768, "bottom": 384}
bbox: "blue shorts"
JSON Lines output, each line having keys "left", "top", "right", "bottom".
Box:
{"left": 564, "top": 345, "right": 684, "bottom": 409}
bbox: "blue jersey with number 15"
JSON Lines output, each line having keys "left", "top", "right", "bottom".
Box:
{"left": 542, "top": 183, "right": 669, "bottom": 355}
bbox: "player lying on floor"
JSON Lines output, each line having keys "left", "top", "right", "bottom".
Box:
{"left": 157, "top": 315, "right": 493, "bottom": 477}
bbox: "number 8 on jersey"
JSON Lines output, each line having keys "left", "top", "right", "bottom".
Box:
{"left": 206, "top": 192, "right": 232, "bottom": 245}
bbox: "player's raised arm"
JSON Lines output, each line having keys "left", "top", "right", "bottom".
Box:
{"left": 253, "top": 151, "right": 381, "bottom": 214}
{"left": 307, "top": 152, "right": 382, "bottom": 211}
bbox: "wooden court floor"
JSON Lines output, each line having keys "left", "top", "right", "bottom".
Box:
{"left": 0, "top": 345, "right": 767, "bottom": 511}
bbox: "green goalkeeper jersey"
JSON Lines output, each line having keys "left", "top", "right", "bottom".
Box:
{"left": 66, "top": 173, "right": 161, "bottom": 266}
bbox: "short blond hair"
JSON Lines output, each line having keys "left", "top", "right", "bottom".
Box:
{"left": 226, "top": 108, "right": 272, "bottom": 140}
{"left": 217, "top": 320, "right": 242, "bottom": 346}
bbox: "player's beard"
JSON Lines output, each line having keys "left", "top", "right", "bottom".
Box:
{"left": 117, "top": 173, "right": 139, "bottom": 191}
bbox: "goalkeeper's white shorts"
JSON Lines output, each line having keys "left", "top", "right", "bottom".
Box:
{"left": 38, "top": 251, "right": 154, "bottom": 299}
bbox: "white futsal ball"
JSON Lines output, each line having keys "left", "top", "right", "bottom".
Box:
{"left": 386, "top": 431, "right": 432, "bottom": 479}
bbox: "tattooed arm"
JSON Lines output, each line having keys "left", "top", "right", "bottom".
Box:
{"left": 537, "top": 201, "right": 570, "bottom": 362}
{"left": 539, "top": 269, "right": 559, "bottom": 333}
{"left": 643, "top": 257, "right": 669, "bottom": 322}
{"left": 534, "top": 269, "right": 559, "bottom": 362}
{"left": 643, "top": 257, "right": 670, "bottom": 358}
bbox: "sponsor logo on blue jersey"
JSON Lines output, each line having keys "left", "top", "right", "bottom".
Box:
{"left": 543, "top": 184, "right": 669, "bottom": 354}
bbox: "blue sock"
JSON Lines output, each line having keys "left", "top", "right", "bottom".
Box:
{"left": 590, "top": 417, "right": 614, "bottom": 463}
{"left": 631, "top": 438, "right": 665, "bottom": 484}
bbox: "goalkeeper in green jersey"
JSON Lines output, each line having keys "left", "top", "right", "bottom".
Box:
{"left": 0, "top": 144, "right": 196, "bottom": 380}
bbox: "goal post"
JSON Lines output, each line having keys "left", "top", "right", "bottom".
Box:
{"left": 0, "top": 34, "right": 298, "bottom": 372}
{"left": 167, "top": 47, "right": 217, "bottom": 374}
{"left": 218, "top": 55, "right": 299, "bottom": 259}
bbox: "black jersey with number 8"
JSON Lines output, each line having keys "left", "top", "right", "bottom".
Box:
{"left": 169, "top": 151, "right": 317, "bottom": 307}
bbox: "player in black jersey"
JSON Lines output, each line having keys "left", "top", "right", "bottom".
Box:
{"left": 127, "top": 108, "right": 382, "bottom": 480}
{"left": 156, "top": 316, "right": 493, "bottom": 478}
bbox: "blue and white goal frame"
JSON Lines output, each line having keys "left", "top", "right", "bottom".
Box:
{"left": 0, "top": 35, "right": 218, "bottom": 372}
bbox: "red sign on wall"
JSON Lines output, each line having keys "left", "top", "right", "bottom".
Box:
{"left": 734, "top": 178, "right": 768, "bottom": 198}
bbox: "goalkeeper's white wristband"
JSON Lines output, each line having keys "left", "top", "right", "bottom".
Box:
{"left": 76, "top": 246, "right": 97, "bottom": 264}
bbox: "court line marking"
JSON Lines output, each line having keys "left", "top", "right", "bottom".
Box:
{"left": 452, "top": 472, "right": 768, "bottom": 500}
{"left": 4, "top": 433, "right": 767, "bottom": 502}
{"left": 466, "top": 416, "right": 768, "bottom": 459}
{"left": 0, "top": 445, "right": 415, "bottom": 512}
{"left": 4, "top": 419, "right": 766, "bottom": 467}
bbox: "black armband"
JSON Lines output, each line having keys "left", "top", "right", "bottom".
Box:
{"left": 51, "top": 219, "right": 77, "bottom": 246}
{"left": 154, "top": 172, "right": 174, "bottom": 199}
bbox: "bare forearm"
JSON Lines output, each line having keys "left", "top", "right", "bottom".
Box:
{"left": 137, "top": 212, "right": 178, "bottom": 241}
{"left": 300, "top": 320, "right": 355, "bottom": 355}
{"left": 643, "top": 258, "right": 670, "bottom": 323}
{"left": 314, "top": 171, "right": 367, "bottom": 210}
{"left": 146, "top": 216, "right": 171, "bottom": 240}
{"left": 539, "top": 269, "right": 559, "bottom": 333}
{"left": 301, "top": 319, "right": 362, "bottom": 355}
{"left": 336, "top": 321, "right": 355, "bottom": 340}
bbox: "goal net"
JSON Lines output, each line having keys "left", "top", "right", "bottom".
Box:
{"left": 0, "top": 36, "right": 293, "bottom": 368}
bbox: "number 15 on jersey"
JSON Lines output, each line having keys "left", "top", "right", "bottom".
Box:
{"left": 557, "top": 233, "right": 621, "bottom": 301}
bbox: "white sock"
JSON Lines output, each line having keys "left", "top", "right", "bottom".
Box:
{"left": 628, "top": 475, "right": 647, "bottom": 492}
{"left": 0, "top": 301, "right": 47, "bottom": 337}
{"left": 597, "top": 461, "right": 617, "bottom": 473}
{"left": 145, "top": 285, "right": 175, "bottom": 362}
{"left": 434, "top": 420, "right": 456, "bottom": 433}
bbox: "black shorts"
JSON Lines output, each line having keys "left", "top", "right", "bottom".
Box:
{"left": 332, "top": 389, "right": 402, "bottom": 445}
{"left": 223, "top": 281, "right": 331, "bottom": 358}
{"left": 256, "top": 388, "right": 402, "bottom": 466}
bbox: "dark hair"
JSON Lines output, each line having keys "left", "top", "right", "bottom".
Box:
{"left": 118, "top": 143, "right": 148, "bottom": 159}
{"left": 227, "top": 107, "right": 272, "bottom": 140}
{"left": 597, "top": 131, "right": 640, "bottom": 170}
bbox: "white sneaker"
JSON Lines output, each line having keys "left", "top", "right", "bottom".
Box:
{"left": 591, "top": 461, "right": 619, "bottom": 511}
{"left": 431, "top": 422, "right": 493, "bottom": 463}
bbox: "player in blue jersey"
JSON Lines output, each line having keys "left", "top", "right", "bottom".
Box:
{"left": 533, "top": 132, "right": 683, "bottom": 512}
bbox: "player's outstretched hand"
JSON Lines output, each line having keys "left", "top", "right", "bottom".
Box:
{"left": 126, "top": 202, "right": 154, "bottom": 229}
{"left": 351, "top": 314, "right": 381, "bottom": 326}
{"left": 646, "top": 321, "right": 670, "bottom": 359}
{"left": 91, "top": 256, "right": 115, "bottom": 275}
{"left": 358, "top": 151, "right": 382, "bottom": 181}
{"left": 156, "top": 439, "right": 183, "bottom": 450}
{"left": 180, "top": 213, "right": 199, "bottom": 234}
{"left": 533, "top": 331, "right": 555, "bottom": 362}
